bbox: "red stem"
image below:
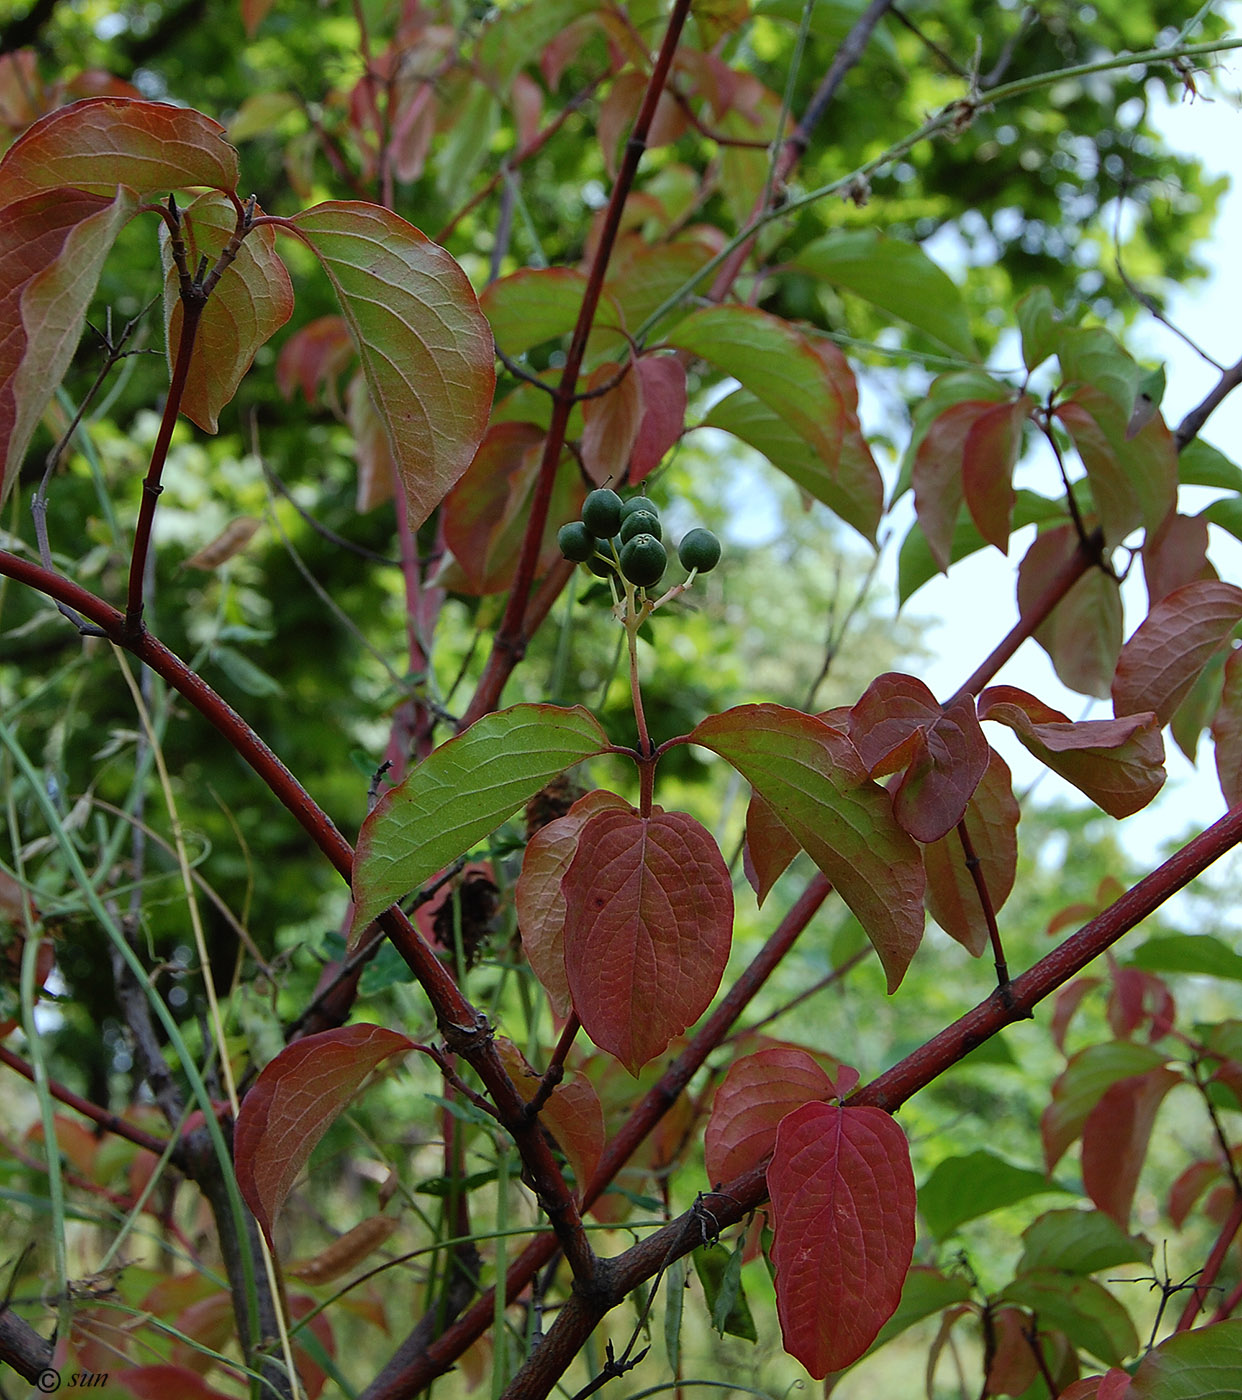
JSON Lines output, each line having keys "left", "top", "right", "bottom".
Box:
{"left": 124, "top": 296, "right": 203, "bottom": 637}
{"left": 1176, "top": 1192, "right": 1242, "bottom": 1332}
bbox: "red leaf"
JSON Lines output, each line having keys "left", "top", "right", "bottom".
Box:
{"left": 0, "top": 187, "right": 134, "bottom": 508}
{"left": 1058, "top": 1371, "right": 1133, "bottom": 1400}
{"left": 1107, "top": 967, "right": 1175, "bottom": 1042}
{"left": 767, "top": 1102, "right": 916, "bottom": 1377}
{"left": 1081, "top": 1067, "right": 1182, "bottom": 1227}
{"left": 961, "top": 394, "right": 1033, "bottom": 552}
{"left": 985, "top": 1307, "right": 1040, "bottom": 1396}
{"left": 922, "top": 747, "right": 1019, "bottom": 955}
{"left": 1041, "top": 1041, "right": 1168, "bottom": 1175}
{"left": 112, "top": 1367, "right": 236, "bottom": 1400}
{"left": 848, "top": 673, "right": 989, "bottom": 842}
{"left": 704, "top": 1047, "right": 841, "bottom": 1188}
{"left": 743, "top": 790, "right": 801, "bottom": 906}
{"left": 630, "top": 355, "right": 686, "bottom": 482}
{"left": 1050, "top": 978, "right": 1102, "bottom": 1052}
{"left": 1112, "top": 580, "right": 1242, "bottom": 728}
{"left": 692, "top": 705, "right": 925, "bottom": 992}
{"left": 235, "top": 1025, "right": 415, "bottom": 1247}
{"left": 1211, "top": 647, "right": 1242, "bottom": 807}
{"left": 1017, "top": 525, "right": 1123, "bottom": 700}
{"left": 1168, "top": 1158, "right": 1222, "bottom": 1228}
{"left": 161, "top": 192, "right": 294, "bottom": 432}
{"left": 494, "top": 1038, "right": 605, "bottom": 1196}
{"left": 347, "top": 369, "right": 397, "bottom": 513}
{"left": 580, "top": 360, "right": 643, "bottom": 486}
{"left": 276, "top": 315, "right": 354, "bottom": 405}
{"left": 516, "top": 789, "right": 631, "bottom": 1018}
{"left": 0, "top": 97, "right": 239, "bottom": 199}
{"left": 911, "top": 399, "right": 1004, "bottom": 572}
{"left": 1143, "top": 510, "right": 1215, "bottom": 608}
{"left": 441, "top": 422, "right": 583, "bottom": 594}
{"left": 561, "top": 807, "right": 733, "bottom": 1073}
{"left": 978, "top": 686, "right": 1165, "bottom": 819}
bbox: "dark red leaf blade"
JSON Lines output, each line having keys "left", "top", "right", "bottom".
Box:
{"left": 629, "top": 354, "right": 686, "bottom": 482}
{"left": 516, "top": 789, "right": 632, "bottom": 1018}
{"left": 235, "top": 1025, "right": 416, "bottom": 1248}
{"left": 561, "top": 807, "right": 733, "bottom": 1074}
{"left": 911, "top": 399, "right": 1004, "bottom": 572}
{"left": 743, "top": 790, "right": 801, "bottom": 906}
{"left": 1211, "top": 647, "right": 1242, "bottom": 807}
{"left": 1112, "top": 580, "right": 1242, "bottom": 727}
{"left": 961, "top": 394, "right": 1033, "bottom": 553}
{"left": 923, "top": 748, "right": 1019, "bottom": 956}
{"left": 580, "top": 360, "right": 642, "bottom": 486}
{"left": 0, "top": 96, "right": 240, "bottom": 199}
{"left": 704, "top": 1047, "right": 841, "bottom": 1188}
{"left": 1081, "top": 1067, "right": 1182, "bottom": 1228}
{"left": 767, "top": 1102, "right": 916, "bottom": 1377}
{"left": 978, "top": 686, "right": 1165, "bottom": 818}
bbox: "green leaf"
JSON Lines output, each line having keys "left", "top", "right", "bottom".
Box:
{"left": 1017, "top": 1208, "right": 1152, "bottom": 1276}
{"left": 1016, "top": 286, "right": 1059, "bottom": 372}
{"left": 794, "top": 229, "right": 977, "bottom": 360}
{"left": 211, "top": 645, "right": 284, "bottom": 698}
{"left": 1041, "top": 1040, "right": 1168, "bottom": 1173}
{"left": 694, "top": 1241, "right": 758, "bottom": 1343}
{"left": 692, "top": 704, "right": 924, "bottom": 991}
{"left": 1000, "top": 1270, "right": 1139, "bottom": 1367}
{"left": 664, "top": 1255, "right": 687, "bottom": 1370}
{"left": 1180, "top": 440, "right": 1242, "bottom": 493}
{"left": 866, "top": 1266, "right": 973, "bottom": 1356}
{"left": 704, "top": 386, "right": 882, "bottom": 546}
{"left": 668, "top": 307, "right": 847, "bottom": 471}
{"left": 1056, "top": 326, "right": 1140, "bottom": 420}
{"left": 1128, "top": 934, "right": 1242, "bottom": 982}
{"left": 350, "top": 704, "right": 610, "bottom": 938}
{"left": 475, "top": 0, "right": 597, "bottom": 90}
{"left": 1128, "top": 1319, "right": 1242, "bottom": 1399}
{"left": 287, "top": 202, "right": 495, "bottom": 530}
{"left": 919, "top": 1150, "right": 1066, "bottom": 1240}
{"left": 482, "top": 267, "right": 625, "bottom": 363}
{"left": 1203, "top": 496, "right": 1242, "bottom": 547}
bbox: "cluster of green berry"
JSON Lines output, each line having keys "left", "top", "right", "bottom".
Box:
{"left": 557, "top": 489, "right": 721, "bottom": 591}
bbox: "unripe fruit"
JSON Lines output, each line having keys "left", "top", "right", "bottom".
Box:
{"left": 557, "top": 521, "right": 596, "bottom": 562}
{"left": 678, "top": 527, "right": 721, "bottom": 573}
{"left": 581, "top": 488, "right": 623, "bottom": 538}
{"left": 619, "top": 509, "right": 662, "bottom": 544}
{"left": 620, "top": 495, "right": 659, "bottom": 521}
{"left": 619, "top": 533, "right": 667, "bottom": 587}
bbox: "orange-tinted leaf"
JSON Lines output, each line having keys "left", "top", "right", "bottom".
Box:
{"left": 630, "top": 355, "right": 686, "bottom": 482}
{"left": 961, "top": 394, "right": 1033, "bottom": 552}
{"left": 767, "top": 1102, "right": 916, "bottom": 1377}
{"left": 161, "top": 192, "right": 293, "bottom": 432}
{"left": 287, "top": 1215, "right": 400, "bottom": 1285}
{"left": 1041, "top": 1041, "right": 1167, "bottom": 1175}
{"left": 287, "top": 202, "right": 494, "bottom": 529}
{"left": 441, "top": 422, "right": 568, "bottom": 594}
{"left": 242, "top": 0, "right": 277, "bottom": 37}
{"left": 1211, "top": 647, "right": 1242, "bottom": 807}
{"left": 562, "top": 807, "right": 733, "bottom": 1073}
{"left": 1081, "top": 1067, "right": 1181, "bottom": 1228}
{"left": 922, "top": 747, "right": 1019, "bottom": 956}
{"left": 517, "top": 789, "right": 632, "bottom": 1018}
{"left": 704, "top": 1047, "right": 839, "bottom": 1188}
{"left": 0, "top": 186, "right": 135, "bottom": 507}
{"left": 848, "top": 674, "right": 989, "bottom": 843}
{"left": 184, "top": 517, "right": 262, "bottom": 570}
{"left": 276, "top": 315, "right": 354, "bottom": 405}
{"left": 494, "top": 1037, "right": 605, "bottom": 1194}
{"left": 985, "top": 1307, "right": 1040, "bottom": 1396}
{"left": 693, "top": 705, "right": 925, "bottom": 991}
{"left": 978, "top": 686, "right": 1165, "bottom": 819}
{"left": 1054, "top": 386, "right": 1176, "bottom": 546}
{"left": 580, "top": 360, "right": 641, "bottom": 486}
{"left": 235, "top": 1024, "right": 416, "bottom": 1246}
{"left": 1017, "top": 524, "right": 1122, "bottom": 700}
{"left": 743, "top": 789, "right": 801, "bottom": 906}
{"left": 0, "top": 97, "right": 238, "bottom": 199}
{"left": 1112, "top": 580, "right": 1242, "bottom": 728}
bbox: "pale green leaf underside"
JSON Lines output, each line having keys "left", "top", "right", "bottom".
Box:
{"left": 350, "top": 704, "right": 610, "bottom": 937}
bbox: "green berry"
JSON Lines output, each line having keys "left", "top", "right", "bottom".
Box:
{"left": 619, "top": 533, "right": 667, "bottom": 588}
{"left": 619, "top": 509, "right": 662, "bottom": 544}
{"left": 557, "top": 521, "right": 596, "bottom": 562}
{"left": 581, "top": 488, "right": 623, "bottom": 538}
{"left": 620, "top": 495, "right": 659, "bottom": 521}
{"left": 678, "top": 527, "right": 721, "bottom": 573}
